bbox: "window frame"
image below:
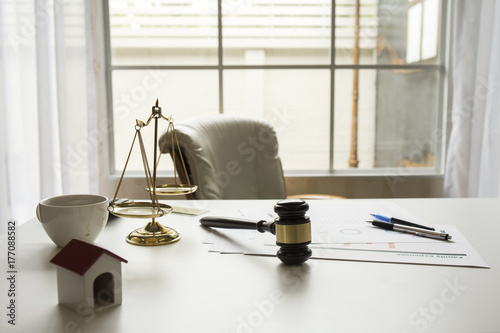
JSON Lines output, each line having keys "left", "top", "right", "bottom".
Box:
{"left": 102, "top": 0, "right": 450, "bottom": 179}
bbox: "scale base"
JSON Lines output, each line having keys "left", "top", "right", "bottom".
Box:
{"left": 126, "top": 220, "right": 180, "bottom": 246}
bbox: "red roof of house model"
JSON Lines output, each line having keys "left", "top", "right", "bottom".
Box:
{"left": 50, "top": 239, "right": 128, "bottom": 275}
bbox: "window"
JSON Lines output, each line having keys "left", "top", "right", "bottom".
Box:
{"left": 103, "top": 0, "right": 447, "bottom": 177}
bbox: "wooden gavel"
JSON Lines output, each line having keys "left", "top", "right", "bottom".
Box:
{"left": 200, "top": 199, "right": 312, "bottom": 265}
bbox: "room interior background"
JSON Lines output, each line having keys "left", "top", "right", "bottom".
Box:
{"left": 1, "top": 0, "right": 499, "bottom": 234}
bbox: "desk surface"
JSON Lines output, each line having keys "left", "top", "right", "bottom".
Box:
{"left": 1, "top": 198, "right": 500, "bottom": 333}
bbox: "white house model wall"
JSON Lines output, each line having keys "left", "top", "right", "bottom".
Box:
{"left": 50, "top": 239, "right": 128, "bottom": 313}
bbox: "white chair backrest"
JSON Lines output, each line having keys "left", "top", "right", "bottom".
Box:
{"left": 161, "top": 114, "right": 287, "bottom": 199}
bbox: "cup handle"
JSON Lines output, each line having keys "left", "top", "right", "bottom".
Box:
{"left": 36, "top": 204, "right": 41, "bottom": 222}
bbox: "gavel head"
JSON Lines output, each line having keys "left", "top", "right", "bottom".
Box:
{"left": 273, "top": 199, "right": 312, "bottom": 265}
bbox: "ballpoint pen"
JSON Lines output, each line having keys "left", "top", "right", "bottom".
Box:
{"left": 365, "top": 219, "right": 452, "bottom": 241}
{"left": 370, "top": 213, "right": 435, "bottom": 231}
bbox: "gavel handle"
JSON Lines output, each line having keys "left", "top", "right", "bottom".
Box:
{"left": 200, "top": 216, "right": 275, "bottom": 235}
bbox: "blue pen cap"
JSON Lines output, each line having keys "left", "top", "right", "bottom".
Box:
{"left": 370, "top": 213, "right": 391, "bottom": 223}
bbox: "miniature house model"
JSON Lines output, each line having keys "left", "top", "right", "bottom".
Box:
{"left": 50, "top": 239, "right": 128, "bottom": 312}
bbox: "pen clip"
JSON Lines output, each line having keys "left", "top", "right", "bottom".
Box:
{"left": 370, "top": 213, "right": 436, "bottom": 231}
{"left": 391, "top": 219, "right": 435, "bottom": 231}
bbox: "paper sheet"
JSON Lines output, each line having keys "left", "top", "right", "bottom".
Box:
{"left": 202, "top": 201, "right": 489, "bottom": 268}
{"left": 172, "top": 206, "right": 209, "bottom": 216}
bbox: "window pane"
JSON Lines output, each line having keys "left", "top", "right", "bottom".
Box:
{"left": 335, "top": 0, "right": 379, "bottom": 64}
{"left": 334, "top": 69, "right": 440, "bottom": 170}
{"left": 421, "top": 0, "right": 439, "bottom": 60}
{"left": 334, "top": 69, "right": 377, "bottom": 169}
{"left": 406, "top": 2, "right": 422, "bottom": 63}
{"left": 336, "top": 0, "right": 441, "bottom": 65}
{"left": 224, "top": 69, "right": 330, "bottom": 170}
{"left": 222, "top": 1, "right": 332, "bottom": 65}
{"left": 108, "top": 0, "right": 218, "bottom": 66}
{"left": 111, "top": 70, "right": 219, "bottom": 173}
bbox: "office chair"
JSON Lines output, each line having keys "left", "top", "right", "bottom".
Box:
{"left": 159, "top": 114, "right": 286, "bottom": 199}
{"left": 159, "top": 114, "right": 344, "bottom": 200}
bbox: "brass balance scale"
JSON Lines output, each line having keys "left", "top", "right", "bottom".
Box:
{"left": 108, "top": 99, "right": 197, "bottom": 246}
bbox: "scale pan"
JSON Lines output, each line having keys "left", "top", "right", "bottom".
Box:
{"left": 108, "top": 201, "right": 172, "bottom": 218}
{"left": 149, "top": 184, "right": 198, "bottom": 195}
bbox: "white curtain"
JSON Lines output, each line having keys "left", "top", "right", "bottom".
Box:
{"left": 0, "top": 0, "right": 99, "bottom": 232}
{"left": 444, "top": 0, "right": 500, "bottom": 197}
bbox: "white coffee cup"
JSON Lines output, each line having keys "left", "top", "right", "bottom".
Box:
{"left": 36, "top": 194, "right": 109, "bottom": 247}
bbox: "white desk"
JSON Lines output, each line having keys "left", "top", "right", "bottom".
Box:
{"left": 1, "top": 198, "right": 500, "bottom": 333}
